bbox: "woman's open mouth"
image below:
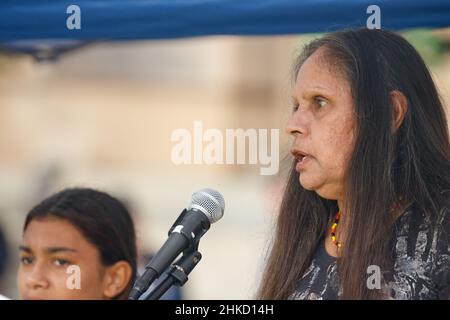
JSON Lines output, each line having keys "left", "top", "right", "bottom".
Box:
{"left": 291, "top": 149, "right": 313, "bottom": 171}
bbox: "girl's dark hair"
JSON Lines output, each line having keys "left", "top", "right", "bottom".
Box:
{"left": 24, "top": 188, "right": 137, "bottom": 300}
{"left": 258, "top": 28, "right": 450, "bottom": 299}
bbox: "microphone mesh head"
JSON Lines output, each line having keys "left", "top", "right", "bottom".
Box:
{"left": 188, "top": 188, "right": 225, "bottom": 224}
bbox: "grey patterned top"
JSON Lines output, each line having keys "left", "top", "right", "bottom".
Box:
{"left": 288, "top": 194, "right": 450, "bottom": 300}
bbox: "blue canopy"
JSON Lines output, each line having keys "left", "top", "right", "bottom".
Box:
{"left": 1, "top": 0, "right": 449, "bottom": 42}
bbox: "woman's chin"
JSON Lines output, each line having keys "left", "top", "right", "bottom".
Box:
{"left": 298, "top": 176, "right": 317, "bottom": 191}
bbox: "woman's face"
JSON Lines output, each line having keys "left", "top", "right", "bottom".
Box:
{"left": 18, "top": 217, "right": 109, "bottom": 300}
{"left": 286, "top": 46, "right": 357, "bottom": 201}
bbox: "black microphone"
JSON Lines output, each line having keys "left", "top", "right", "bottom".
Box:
{"left": 128, "top": 188, "right": 225, "bottom": 300}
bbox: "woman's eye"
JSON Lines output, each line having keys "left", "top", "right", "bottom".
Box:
{"left": 21, "top": 257, "right": 33, "bottom": 265}
{"left": 53, "top": 259, "right": 70, "bottom": 267}
{"left": 292, "top": 104, "right": 299, "bottom": 112}
{"left": 314, "top": 97, "right": 327, "bottom": 108}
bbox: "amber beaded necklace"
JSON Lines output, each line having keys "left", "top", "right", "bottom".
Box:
{"left": 330, "top": 211, "right": 342, "bottom": 249}
{"left": 331, "top": 197, "right": 408, "bottom": 249}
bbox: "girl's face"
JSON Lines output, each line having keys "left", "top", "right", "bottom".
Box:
{"left": 286, "top": 46, "right": 357, "bottom": 201}
{"left": 18, "top": 218, "right": 110, "bottom": 300}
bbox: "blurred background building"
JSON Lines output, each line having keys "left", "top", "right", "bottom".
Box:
{"left": 0, "top": 29, "right": 449, "bottom": 299}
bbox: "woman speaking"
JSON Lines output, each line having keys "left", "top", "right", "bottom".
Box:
{"left": 258, "top": 28, "right": 449, "bottom": 300}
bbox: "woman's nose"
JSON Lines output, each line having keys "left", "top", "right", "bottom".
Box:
{"left": 286, "top": 109, "right": 308, "bottom": 136}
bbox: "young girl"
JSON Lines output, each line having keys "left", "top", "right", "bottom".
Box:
{"left": 18, "top": 188, "right": 137, "bottom": 300}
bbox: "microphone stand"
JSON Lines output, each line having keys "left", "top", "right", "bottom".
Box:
{"left": 129, "top": 209, "right": 209, "bottom": 300}
{"left": 143, "top": 249, "right": 202, "bottom": 300}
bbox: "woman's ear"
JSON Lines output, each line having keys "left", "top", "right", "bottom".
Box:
{"left": 102, "top": 261, "right": 133, "bottom": 299}
{"left": 390, "top": 90, "right": 408, "bottom": 133}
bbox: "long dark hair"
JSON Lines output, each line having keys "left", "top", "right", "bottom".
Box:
{"left": 24, "top": 188, "right": 137, "bottom": 300}
{"left": 258, "top": 28, "right": 450, "bottom": 299}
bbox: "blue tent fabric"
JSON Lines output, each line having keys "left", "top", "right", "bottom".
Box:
{"left": 0, "top": 0, "right": 449, "bottom": 42}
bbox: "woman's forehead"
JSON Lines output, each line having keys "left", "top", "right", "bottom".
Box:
{"left": 294, "top": 48, "right": 349, "bottom": 96}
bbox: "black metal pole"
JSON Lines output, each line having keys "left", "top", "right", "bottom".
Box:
{"left": 144, "top": 250, "right": 202, "bottom": 300}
